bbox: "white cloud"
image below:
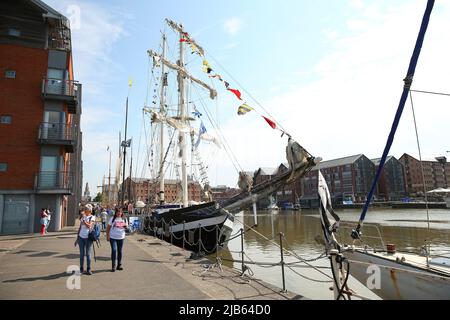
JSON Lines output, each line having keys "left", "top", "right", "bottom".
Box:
{"left": 205, "top": 1, "right": 450, "bottom": 187}
{"left": 223, "top": 17, "right": 243, "bottom": 36}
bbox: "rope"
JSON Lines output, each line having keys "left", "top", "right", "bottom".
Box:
{"left": 410, "top": 89, "right": 450, "bottom": 97}
{"left": 409, "top": 92, "right": 431, "bottom": 265}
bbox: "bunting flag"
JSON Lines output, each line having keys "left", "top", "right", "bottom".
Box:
{"left": 195, "top": 121, "right": 207, "bottom": 148}
{"left": 262, "top": 116, "right": 276, "bottom": 129}
{"left": 202, "top": 60, "right": 213, "bottom": 74}
{"left": 224, "top": 81, "right": 230, "bottom": 89}
{"left": 209, "top": 73, "right": 223, "bottom": 81}
{"left": 227, "top": 88, "right": 242, "bottom": 100}
{"left": 152, "top": 55, "right": 161, "bottom": 68}
{"left": 192, "top": 109, "right": 202, "bottom": 118}
{"left": 237, "top": 104, "right": 253, "bottom": 115}
{"left": 128, "top": 78, "right": 133, "bottom": 87}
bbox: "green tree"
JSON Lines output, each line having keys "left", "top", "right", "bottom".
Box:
{"left": 93, "top": 192, "right": 104, "bottom": 203}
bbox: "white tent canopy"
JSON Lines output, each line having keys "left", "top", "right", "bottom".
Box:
{"left": 427, "top": 188, "right": 450, "bottom": 194}
{"left": 135, "top": 200, "right": 146, "bottom": 208}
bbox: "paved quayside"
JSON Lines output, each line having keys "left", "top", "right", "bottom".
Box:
{"left": 0, "top": 227, "right": 304, "bottom": 300}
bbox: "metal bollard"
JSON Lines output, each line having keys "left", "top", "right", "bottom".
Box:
{"left": 279, "top": 232, "right": 286, "bottom": 292}
{"left": 240, "top": 228, "right": 245, "bottom": 274}
{"left": 215, "top": 225, "right": 219, "bottom": 260}
{"left": 182, "top": 221, "right": 186, "bottom": 250}
{"left": 170, "top": 220, "right": 173, "bottom": 246}
{"left": 198, "top": 223, "right": 202, "bottom": 253}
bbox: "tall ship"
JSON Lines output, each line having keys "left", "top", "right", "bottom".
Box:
{"left": 139, "top": 19, "right": 320, "bottom": 254}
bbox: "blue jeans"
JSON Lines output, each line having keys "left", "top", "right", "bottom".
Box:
{"left": 78, "top": 237, "right": 93, "bottom": 271}
{"left": 110, "top": 238, "right": 124, "bottom": 267}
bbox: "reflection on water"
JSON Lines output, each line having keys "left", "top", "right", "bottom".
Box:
{"left": 213, "top": 208, "right": 450, "bottom": 300}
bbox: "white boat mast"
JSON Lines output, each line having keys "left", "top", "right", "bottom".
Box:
{"left": 148, "top": 19, "right": 217, "bottom": 208}
{"left": 178, "top": 25, "right": 189, "bottom": 208}
{"left": 158, "top": 34, "right": 166, "bottom": 204}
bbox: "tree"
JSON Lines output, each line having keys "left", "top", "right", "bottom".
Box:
{"left": 93, "top": 192, "right": 104, "bottom": 203}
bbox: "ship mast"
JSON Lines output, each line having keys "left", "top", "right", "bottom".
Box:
{"left": 158, "top": 34, "right": 166, "bottom": 204}
{"left": 178, "top": 24, "right": 188, "bottom": 208}
{"left": 148, "top": 19, "right": 217, "bottom": 208}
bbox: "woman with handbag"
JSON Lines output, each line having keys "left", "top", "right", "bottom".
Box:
{"left": 106, "top": 207, "right": 128, "bottom": 272}
{"left": 76, "top": 204, "right": 94, "bottom": 275}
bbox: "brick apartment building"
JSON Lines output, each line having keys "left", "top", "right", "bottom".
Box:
{"left": 300, "top": 154, "right": 375, "bottom": 208}
{"left": 121, "top": 177, "right": 202, "bottom": 204}
{"left": 0, "top": 0, "right": 82, "bottom": 234}
{"left": 371, "top": 156, "right": 407, "bottom": 201}
{"left": 211, "top": 185, "right": 240, "bottom": 204}
{"left": 399, "top": 153, "right": 450, "bottom": 195}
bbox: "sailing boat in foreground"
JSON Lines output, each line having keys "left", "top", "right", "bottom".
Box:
{"left": 318, "top": 0, "right": 450, "bottom": 300}
{"left": 142, "top": 19, "right": 319, "bottom": 254}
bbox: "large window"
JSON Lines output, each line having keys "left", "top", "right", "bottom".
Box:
{"left": 0, "top": 115, "right": 12, "bottom": 124}
{"left": 0, "top": 163, "right": 7, "bottom": 172}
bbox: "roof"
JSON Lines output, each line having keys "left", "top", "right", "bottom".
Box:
{"left": 400, "top": 153, "right": 447, "bottom": 163}
{"left": 312, "top": 154, "right": 364, "bottom": 170}
{"left": 30, "top": 0, "right": 65, "bottom": 19}
{"left": 371, "top": 156, "right": 395, "bottom": 166}
{"left": 256, "top": 167, "right": 278, "bottom": 176}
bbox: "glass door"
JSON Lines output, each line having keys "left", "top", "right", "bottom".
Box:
{"left": 43, "top": 111, "right": 65, "bottom": 139}
{"left": 40, "top": 156, "right": 58, "bottom": 187}
{"left": 47, "top": 68, "right": 64, "bottom": 94}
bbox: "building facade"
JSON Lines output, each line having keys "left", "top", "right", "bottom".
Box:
{"left": 371, "top": 156, "right": 407, "bottom": 201}
{"left": 0, "top": 0, "right": 82, "bottom": 234}
{"left": 300, "top": 154, "right": 375, "bottom": 208}
{"left": 121, "top": 177, "right": 202, "bottom": 205}
{"left": 399, "top": 153, "right": 450, "bottom": 195}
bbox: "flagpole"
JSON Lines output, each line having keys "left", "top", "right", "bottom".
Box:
{"left": 121, "top": 96, "right": 129, "bottom": 206}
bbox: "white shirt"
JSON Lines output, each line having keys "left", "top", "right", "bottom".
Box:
{"left": 79, "top": 215, "right": 94, "bottom": 239}
{"left": 108, "top": 217, "right": 128, "bottom": 240}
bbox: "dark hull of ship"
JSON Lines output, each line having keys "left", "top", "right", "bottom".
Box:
{"left": 143, "top": 202, "right": 234, "bottom": 253}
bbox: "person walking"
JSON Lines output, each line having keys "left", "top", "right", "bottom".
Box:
{"left": 76, "top": 204, "right": 95, "bottom": 275}
{"left": 101, "top": 208, "right": 107, "bottom": 231}
{"left": 40, "top": 208, "right": 48, "bottom": 236}
{"left": 106, "top": 207, "right": 128, "bottom": 272}
{"left": 44, "top": 209, "right": 51, "bottom": 234}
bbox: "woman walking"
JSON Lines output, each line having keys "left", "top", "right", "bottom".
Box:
{"left": 106, "top": 207, "right": 128, "bottom": 272}
{"left": 77, "top": 204, "right": 94, "bottom": 275}
{"left": 40, "top": 208, "right": 48, "bottom": 236}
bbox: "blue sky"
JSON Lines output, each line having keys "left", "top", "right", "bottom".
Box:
{"left": 44, "top": 0, "right": 450, "bottom": 196}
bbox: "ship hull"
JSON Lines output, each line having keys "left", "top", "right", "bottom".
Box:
{"left": 143, "top": 202, "right": 234, "bottom": 253}
{"left": 343, "top": 248, "right": 450, "bottom": 300}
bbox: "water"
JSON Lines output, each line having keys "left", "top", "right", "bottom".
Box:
{"left": 216, "top": 208, "right": 450, "bottom": 300}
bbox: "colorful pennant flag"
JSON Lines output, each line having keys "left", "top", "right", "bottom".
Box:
{"left": 227, "top": 88, "right": 242, "bottom": 100}
{"left": 195, "top": 121, "right": 207, "bottom": 148}
{"left": 237, "top": 104, "right": 253, "bottom": 115}
{"left": 262, "top": 116, "right": 276, "bottom": 129}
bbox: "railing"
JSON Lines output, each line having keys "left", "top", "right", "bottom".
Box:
{"left": 35, "top": 171, "right": 73, "bottom": 192}
{"left": 38, "top": 122, "right": 77, "bottom": 142}
{"left": 42, "top": 78, "right": 80, "bottom": 98}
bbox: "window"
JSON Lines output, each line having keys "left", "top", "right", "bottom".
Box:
{"left": 0, "top": 163, "right": 7, "bottom": 172}
{"left": 5, "top": 70, "right": 16, "bottom": 79}
{"left": 8, "top": 28, "right": 21, "bottom": 37}
{"left": 1, "top": 115, "right": 12, "bottom": 124}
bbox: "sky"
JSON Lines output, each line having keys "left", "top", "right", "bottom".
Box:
{"left": 44, "top": 0, "right": 450, "bottom": 196}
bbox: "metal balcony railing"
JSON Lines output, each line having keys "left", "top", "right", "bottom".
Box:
{"left": 38, "top": 122, "right": 76, "bottom": 152}
{"left": 35, "top": 171, "right": 73, "bottom": 193}
{"left": 42, "top": 78, "right": 80, "bottom": 98}
{"left": 38, "top": 122, "right": 76, "bottom": 141}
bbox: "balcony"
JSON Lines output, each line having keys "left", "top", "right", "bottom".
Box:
{"left": 38, "top": 122, "right": 77, "bottom": 153}
{"left": 41, "top": 78, "right": 81, "bottom": 114}
{"left": 35, "top": 171, "right": 73, "bottom": 195}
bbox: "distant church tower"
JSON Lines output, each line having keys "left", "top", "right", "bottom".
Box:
{"left": 83, "top": 183, "right": 91, "bottom": 202}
